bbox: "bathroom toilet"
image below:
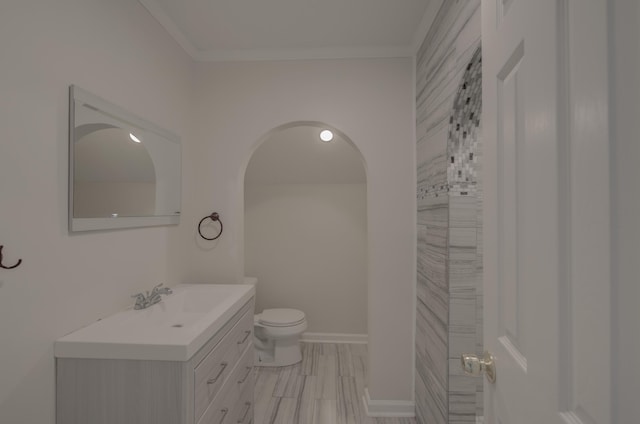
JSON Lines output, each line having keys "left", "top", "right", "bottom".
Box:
{"left": 254, "top": 308, "right": 307, "bottom": 366}
{"left": 244, "top": 277, "right": 307, "bottom": 367}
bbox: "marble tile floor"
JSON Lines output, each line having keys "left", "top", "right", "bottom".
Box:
{"left": 253, "top": 342, "right": 417, "bottom": 424}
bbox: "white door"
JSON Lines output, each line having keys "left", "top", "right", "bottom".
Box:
{"left": 481, "top": 0, "right": 611, "bottom": 423}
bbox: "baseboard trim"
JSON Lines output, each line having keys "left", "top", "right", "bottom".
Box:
{"left": 300, "top": 332, "right": 368, "bottom": 344}
{"left": 362, "top": 388, "right": 415, "bottom": 418}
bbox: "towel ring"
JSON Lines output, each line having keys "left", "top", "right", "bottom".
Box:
{"left": 0, "top": 245, "right": 22, "bottom": 270}
{"left": 198, "top": 212, "right": 223, "bottom": 241}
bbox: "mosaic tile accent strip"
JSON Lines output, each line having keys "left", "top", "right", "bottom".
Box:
{"left": 417, "top": 184, "right": 449, "bottom": 201}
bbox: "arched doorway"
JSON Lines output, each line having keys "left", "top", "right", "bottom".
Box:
{"left": 244, "top": 122, "right": 368, "bottom": 339}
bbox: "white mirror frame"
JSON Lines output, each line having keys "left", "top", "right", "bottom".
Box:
{"left": 69, "top": 85, "right": 181, "bottom": 232}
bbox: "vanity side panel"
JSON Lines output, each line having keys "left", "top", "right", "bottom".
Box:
{"left": 56, "top": 358, "right": 188, "bottom": 424}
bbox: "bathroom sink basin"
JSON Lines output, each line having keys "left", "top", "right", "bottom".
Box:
{"left": 54, "top": 284, "right": 255, "bottom": 361}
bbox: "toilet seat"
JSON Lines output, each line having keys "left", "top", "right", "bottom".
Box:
{"left": 258, "top": 308, "right": 306, "bottom": 327}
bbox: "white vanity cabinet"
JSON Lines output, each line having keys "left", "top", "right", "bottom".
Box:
{"left": 56, "top": 297, "right": 255, "bottom": 424}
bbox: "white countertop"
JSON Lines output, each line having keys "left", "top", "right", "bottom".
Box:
{"left": 54, "top": 284, "right": 255, "bottom": 361}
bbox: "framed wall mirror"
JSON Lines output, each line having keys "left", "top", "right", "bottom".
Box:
{"left": 69, "top": 85, "right": 181, "bottom": 232}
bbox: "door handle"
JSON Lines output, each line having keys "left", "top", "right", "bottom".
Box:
{"left": 461, "top": 351, "right": 496, "bottom": 383}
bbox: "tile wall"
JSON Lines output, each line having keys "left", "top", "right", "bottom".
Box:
{"left": 447, "top": 46, "right": 483, "bottom": 423}
{"left": 415, "top": 1, "right": 482, "bottom": 423}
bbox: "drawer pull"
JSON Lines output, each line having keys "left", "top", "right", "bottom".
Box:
{"left": 218, "top": 407, "right": 229, "bottom": 424}
{"left": 237, "top": 330, "right": 251, "bottom": 345}
{"left": 237, "top": 366, "right": 252, "bottom": 384}
{"left": 237, "top": 402, "right": 251, "bottom": 423}
{"left": 207, "top": 362, "right": 228, "bottom": 384}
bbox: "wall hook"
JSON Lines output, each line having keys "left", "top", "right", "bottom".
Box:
{"left": 198, "top": 212, "right": 223, "bottom": 241}
{"left": 0, "top": 245, "right": 22, "bottom": 269}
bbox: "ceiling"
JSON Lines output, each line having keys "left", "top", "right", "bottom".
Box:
{"left": 138, "top": 0, "right": 442, "bottom": 61}
{"left": 245, "top": 126, "right": 366, "bottom": 185}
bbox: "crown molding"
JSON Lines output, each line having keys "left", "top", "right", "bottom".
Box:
{"left": 191, "top": 45, "right": 414, "bottom": 62}
{"left": 139, "top": 0, "right": 436, "bottom": 62}
{"left": 138, "top": 0, "right": 199, "bottom": 58}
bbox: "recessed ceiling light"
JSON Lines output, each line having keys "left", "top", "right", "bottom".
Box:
{"left": 129, "top": 133, "right": 141, "bottom": 143}
{"left": 319, "top": 129, "right": 334, "bottom": 142}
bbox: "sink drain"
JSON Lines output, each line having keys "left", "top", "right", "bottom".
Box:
{"left": 172, "top": 324, "right": 183, "bottom": 328}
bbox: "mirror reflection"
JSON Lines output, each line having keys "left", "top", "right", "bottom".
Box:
{"left": 70, "top": 86, "right": 181, "bottom": 232}
{"left": 74, "top": 124, "right": 156, "bottom": 218}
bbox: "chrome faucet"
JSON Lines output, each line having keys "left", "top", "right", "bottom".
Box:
{"left": 132, "top": 283, "right": 173, "bottom": 310}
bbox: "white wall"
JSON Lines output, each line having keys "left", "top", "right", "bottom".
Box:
{"left": 0, "top": 3, "right": 416, "bottom": 414}
{"left": 610, "top": 1, "right": 640, "bottom": 422}
{"left": 245, "top": 183, "right": 367, "bottom": 335}
{"left": 175, "top": 58, "right": 416, "bottom": 401}
{"left": 0, "top": 1, "right": 192, "bottom": 422}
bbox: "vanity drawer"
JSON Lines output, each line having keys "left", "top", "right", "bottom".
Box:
{"left": 230, "top": 343, "right": 254, "bottom": 407}
{"left": 194, "top": 308, "right": 253, "bottom": 421}
{"left": 233, "top": 376, "right": 254, "bottom": 424}
{"left": 233, "top": 308, "right": 254, "bottom": 355}
{"left": 194, "top": 336, "right": 236, "bottom": 420}
{"left": 197, "top": 346, "right": 253, "bottom": 424}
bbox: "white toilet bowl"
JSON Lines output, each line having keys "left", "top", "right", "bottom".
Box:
{"left": 253, "top": 308, "right": 307, "bottom": 367}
